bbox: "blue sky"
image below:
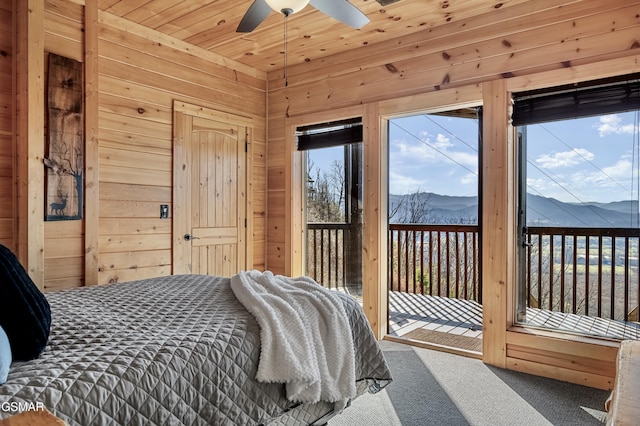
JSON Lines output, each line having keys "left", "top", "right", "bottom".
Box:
{"left": 388, "top": 114, "right": 479, "bottom": 197}
{"left": 306, "top": 110, "right": 640, "bottom": 204}
{"left": 389, "top": 111, "right": 640, "bottom": 204}
{"left": 525, "top": 112, "right": 640, "bottom": 204}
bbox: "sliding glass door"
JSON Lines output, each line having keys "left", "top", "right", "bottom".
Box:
{"left": 514, "top": 75, "right": 640, "bottom": 340}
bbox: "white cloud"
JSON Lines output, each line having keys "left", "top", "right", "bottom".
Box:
{"left": 527, "top": 175, "right": 595, "bottom": 203}
{"left": 460, "top": 173, "right": 478, "bottom": 186}
{"left": 595, "top": 114, "right": 638, "bottom": 137}
{"left": 530, "top": 157, "right": 634, "bottom": 203}
{"left": 434, "top": 133, "right": 453, "bottom": 149}
{"left": 535, "top": 148, "right": 594, "bottom": 169}
{"left": 390, "top": 133, "right": 477, "bottom": 169}
{"left": 388, "top": 170, "right": 428, "bottom": 195}
{"left": 527, "top": 177, "right": 559, "bottom": 193}
{"left": 390, "top": 138, "right": 440, "bottom": 162}
{"left": 450, "top": 151, "right": 479, "bottom": 170}
{"left": 577, "top": 158, "right": 633, "bottom": 187}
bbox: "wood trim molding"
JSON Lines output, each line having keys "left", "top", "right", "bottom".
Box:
{"left": 84, "top": 0, "right": 99, "bottom": 285}
{"left": 98, "top": 11, "right": 266, "bottom": 82}
{"left": 363, "top": 102, "right": 387, "bottom": 339}
{"left": 378, "top": 84, "right": 483, "bottom": 118}
{"left": 10, "top": 0, "right": 17, "bottom": 252}
{"left": 506, "top": 54, "right": 640, "bottom": 93}
{"left": 16, "top": 0, "right": 45, "bottom": 288}
{"left": 283, "top": 103, "right": 389, "bottom": 338}
{"left": 481, "top": 79, "right": 514, "bottom": 367}
{"left": 174, "top": 101, "right": 255, "bottom": 126}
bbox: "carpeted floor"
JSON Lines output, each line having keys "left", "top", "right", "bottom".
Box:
{"left": 330, "top": 340, "right": 610, "bottom": 426}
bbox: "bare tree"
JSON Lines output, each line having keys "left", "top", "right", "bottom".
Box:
{"left": 328, "top": 160, "right": 345, "bottom": 214}
{"left": 389, "top": 190, "right": 433, "bottom": 224}
{"left": 44, "top": 127, "right": 83, "bottom": 220}
{"left": 306, "top": 159, "right": 343, "bottom": 223}
{"left": 305, "top": 150, "right": 365, "bottom": 296}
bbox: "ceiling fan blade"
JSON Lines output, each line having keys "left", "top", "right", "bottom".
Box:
{"left": 237, "top": 0, "right": 273, "bottom": 32}
{"left": 309, "top": 0, "right": 369, "bottom": 29}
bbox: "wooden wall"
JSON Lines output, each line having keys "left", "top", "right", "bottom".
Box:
{"left": 95, "top": 12, "right": 266, "bottom": 284}
{"left": 0, "top": 1, "right": 13, "bottom": 250}
{"left": 266, "top": 0, "right": 640, "bottom": 389}
{"left": 4, "top": 0, "right": 267, "bottom": 289}
{"left": 42, "top": 0, "right": 84, "bottom": 290}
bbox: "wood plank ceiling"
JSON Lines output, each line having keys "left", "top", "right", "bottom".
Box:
{"left": 97, "top": 0, "right": 533, "bottom": 72}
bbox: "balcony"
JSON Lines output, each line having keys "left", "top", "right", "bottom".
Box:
{"left": 307, "top": 223, "right": 640, "bottom": 352}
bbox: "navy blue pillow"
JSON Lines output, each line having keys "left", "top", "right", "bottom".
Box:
{"left": 0, "top": 244, "right": 51, "bottom": 361}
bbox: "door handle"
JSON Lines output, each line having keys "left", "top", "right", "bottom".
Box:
{"left": 521, "top": 226, "right": 531, "bottom": 248}
{"left": 184, "top": 233, "right": 200, "bottom": 241}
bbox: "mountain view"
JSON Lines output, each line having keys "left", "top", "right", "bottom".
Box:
{"left": 388, "top": 192, "right": 640, "bottom": 228}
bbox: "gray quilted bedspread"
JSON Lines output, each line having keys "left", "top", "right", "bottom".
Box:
{"left": 0, "top": 274, "right": 391, "bottom": 425}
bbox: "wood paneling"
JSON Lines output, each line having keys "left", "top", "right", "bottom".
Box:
{"left": 16, "top": 0, "right": 45, "bottom": 287}
{"left": 41, "top": 0, "right": 84, "bottom": 290}
{"left": 269, "top": 1, "right": 640, "bottom": 117}
{"left": 5, "top": 1, "right": 267, "bottom": 289}
{"left": 44, "top": 3, "right": 82, "bottom": 61}
{"left": 506, "top": 329, "right": 619, "bottom": 389}
{"left": 97, "top": 0, "right": 536, "bottom": 73}
{"left": 0, "top": 1, "right": 13, "bottom": 250}
{"left": 96, "top": 11, "right": 265, "bottom": 284}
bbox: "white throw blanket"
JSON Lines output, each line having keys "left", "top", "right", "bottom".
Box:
{"left": 230, "top": 270, "right": 357, "bottom": 405}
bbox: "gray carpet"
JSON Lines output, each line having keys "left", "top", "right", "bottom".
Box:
{"left": 330, "top": 340, "right": 609, "bottom": 426}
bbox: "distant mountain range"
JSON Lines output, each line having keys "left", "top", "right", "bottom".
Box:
{"left": 388, "top": 192, "right": 640, "bottom": 227}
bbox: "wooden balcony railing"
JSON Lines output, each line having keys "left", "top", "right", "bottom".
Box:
{"left": 306, "top": 223, "right": 349, "bottom": 291}
{"left": 388, "top": 224, "right": 481, "bottom": 302}
{"left": 307, "top": 222, "right": 640, "bottom": 323}
{"left": 526, "top": 226, "right": 640, "bottom": 322}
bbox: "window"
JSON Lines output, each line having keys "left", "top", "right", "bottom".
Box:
{"left": 514, "top": 74, "right": 640, "bottom": 338}
{"left": 297, "top": 119, "right": 363, "bottom": 298}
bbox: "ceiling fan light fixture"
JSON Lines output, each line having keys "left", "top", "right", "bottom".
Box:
{"left": 236, "top": 0, "right": 369, "bottom": 33}
{"left": 265, "top": 0, "right": 310, "bottom": 15}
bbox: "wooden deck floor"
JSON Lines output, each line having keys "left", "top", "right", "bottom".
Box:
{"left": 526, "top": 307, "right": 639, "bottom": 340}
{"left": 388, "top": 291, "right": 640, "bottom": 354}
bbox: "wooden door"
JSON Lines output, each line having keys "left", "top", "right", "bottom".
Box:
{"left": 173, "top": 102, "right": 250, "bottom": 276}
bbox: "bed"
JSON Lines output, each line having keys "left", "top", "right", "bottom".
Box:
{"left": 0, "top": 273, "right": 392, "bottom": 425}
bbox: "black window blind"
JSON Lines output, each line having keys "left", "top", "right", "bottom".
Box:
{"left": 296, "top": 118, "right": 362, "bottom": 151}
{"left": 512, "top": 75, "right": 640, "bottom": 126}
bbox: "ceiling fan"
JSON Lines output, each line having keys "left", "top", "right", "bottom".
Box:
{"left": 236, "top": 0, "right": 370, "bottom": 32}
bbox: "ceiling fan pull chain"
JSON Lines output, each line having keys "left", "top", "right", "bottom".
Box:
{"left": 284, "top": 13, "right": 289, "bottom": 87}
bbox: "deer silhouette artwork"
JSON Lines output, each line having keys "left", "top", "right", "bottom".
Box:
{"left": 50, "top": 194, "right": 68, "bottom": 216}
